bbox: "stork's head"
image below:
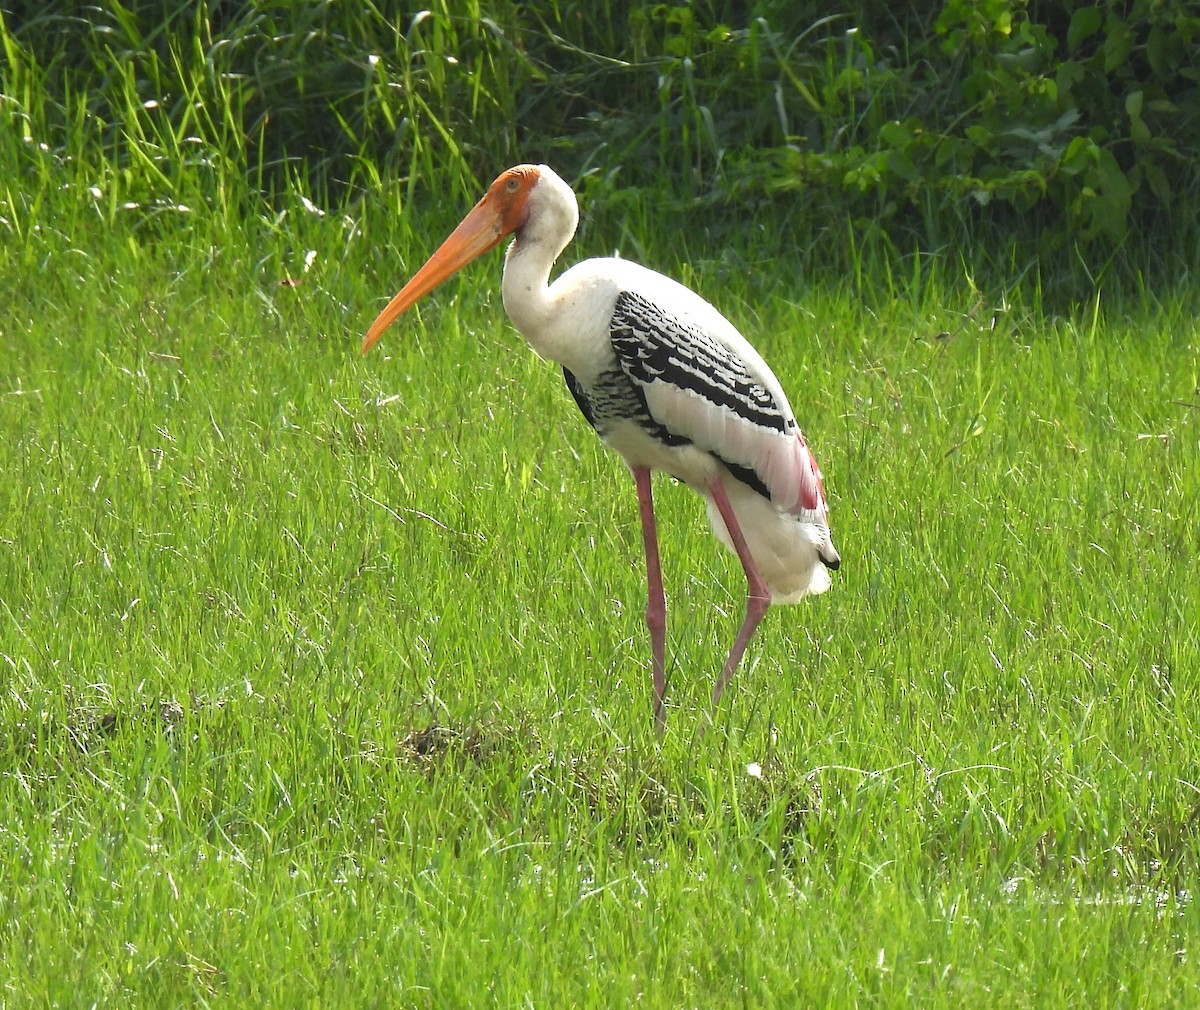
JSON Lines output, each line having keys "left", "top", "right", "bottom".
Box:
{"left": 361, "top": 164, "right": 576, "bottom": 354}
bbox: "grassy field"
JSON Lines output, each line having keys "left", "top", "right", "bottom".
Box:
{"left": 3, "top": 2, "right": 1200, "bottom": 984}
{"left": 2, "top": 167, "right": 1199, "bottom": 1006}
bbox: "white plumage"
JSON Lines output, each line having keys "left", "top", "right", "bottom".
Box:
{"left": 362, "top": 164, "right": 839, "bottom": 728}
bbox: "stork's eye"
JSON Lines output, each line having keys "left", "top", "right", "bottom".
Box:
{"left": 506, "top": 177, "right": 520, "bottom": 193}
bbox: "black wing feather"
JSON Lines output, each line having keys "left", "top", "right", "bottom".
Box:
{"left": 609, "top": 291, "right": 790, "bottom": 433}
{"left": 562, "top": 366, "right": 598, "bottom": 430}
{"left": 606, "top": 290, "right": 785, "bottom": 500}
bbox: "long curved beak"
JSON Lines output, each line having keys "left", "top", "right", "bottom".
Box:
{"left": 362, "top": 199, "right": 508, "bottom": 354}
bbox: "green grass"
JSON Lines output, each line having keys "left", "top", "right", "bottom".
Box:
{"left": 5, "top": 5, "right": 1200, "bottom": 1004}
{"left": 2, "top": 174, "right": 1200, "bottom": 1006}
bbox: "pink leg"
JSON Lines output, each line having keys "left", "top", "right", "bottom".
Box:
{"left": 707, "top": 476, "right": 772, "bottom": 709}
{"left": 633, "top": 466, "right": 668, "bottom": 731}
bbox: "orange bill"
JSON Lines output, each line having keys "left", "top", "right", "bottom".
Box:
{"left": 362, "top": 166, "right": 539, "bottom": 354}
{"left": 361, "top": 198, "right": 510, "bottom": 353}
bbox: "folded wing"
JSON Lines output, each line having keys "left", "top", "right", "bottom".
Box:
{"left": 608, "top": 290, "right": 825, "bottom": 519}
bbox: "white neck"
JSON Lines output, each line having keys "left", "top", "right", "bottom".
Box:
{"left": 500, "top": 167, "right": 579, "bottom": 355}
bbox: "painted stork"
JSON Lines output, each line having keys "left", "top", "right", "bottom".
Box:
{"left": 362, "top": 164, "right": 839, "bottom": 729}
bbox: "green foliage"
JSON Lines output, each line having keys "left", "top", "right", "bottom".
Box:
{"left": 725, "top": 0, "right": 1200, "bottom": 248}
{"left": 928, "top": 0, "right": 1200, "bottom": 241}
{"left": 4, "top": 1, "right": 1199, "bottom": 280}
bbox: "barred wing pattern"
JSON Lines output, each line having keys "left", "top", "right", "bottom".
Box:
{"left": 609, "top": 291, "right": 823, "bottom": 517}
{"left": 562, "top": 362, "right": 689, "bottom": 448}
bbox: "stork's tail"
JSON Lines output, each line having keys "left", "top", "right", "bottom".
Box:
{"left": 706, "top": 482, "right": 838, "bottom": 604}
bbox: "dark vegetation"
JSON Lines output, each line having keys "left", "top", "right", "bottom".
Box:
{"left": 3, "top": 0, "right": 1199, "bottom": 295}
